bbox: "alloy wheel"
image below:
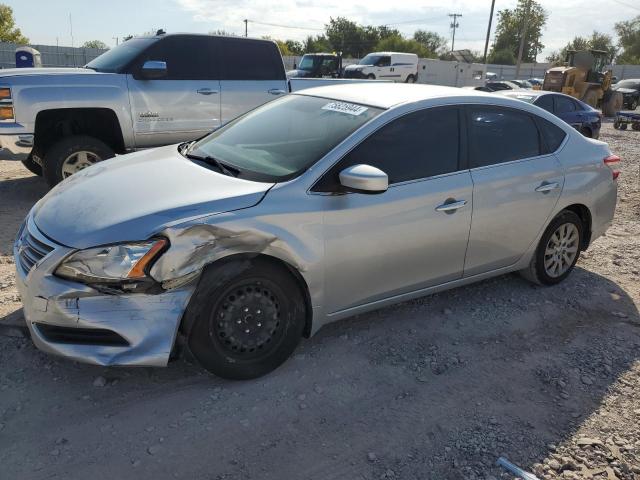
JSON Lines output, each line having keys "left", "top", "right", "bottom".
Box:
{"left": 61, "top": 151, "right": 100, "bottom": 178}
{"left": 543, "top": 223, "right": 579, "bottom": 278}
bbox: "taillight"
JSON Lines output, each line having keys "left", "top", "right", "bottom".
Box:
{"left": 604, "top": 154, "right": 620, "bottom": 180}
{"left": 0, "top": 85, "right": 13, "bottom": 122}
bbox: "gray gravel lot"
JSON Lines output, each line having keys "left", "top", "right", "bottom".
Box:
{"left": 0, "top": 123, "right": 638, "bottom": 480}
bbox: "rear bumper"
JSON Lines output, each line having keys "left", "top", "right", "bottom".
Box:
{"left": 0, "top": 133, "right": 33, "bottom": 155}
{"left": 14, "top": 216, "right": 196, "bottom": 367}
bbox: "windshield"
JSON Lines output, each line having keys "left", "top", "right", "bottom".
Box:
{"left": 616, "top": 80, "right": 640, "bottom": 90}
{"left": 187, "top": 95, "right": 382, "bottom": 182}
{"left": 86, "top": 37, "right": 157, "bottom": 72}
{"left": 508, "top": 94, "right": 536, "bottom": 103}
{"left": 359, "top": 54, "right": 383, "bottom": 66}
{"left": 298, "top": 55, "right": 317, "bottom": 71}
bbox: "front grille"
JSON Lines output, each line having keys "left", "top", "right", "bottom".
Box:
{"left": 16, "top": 220, "right": 56, "bottom": 273}
{"left": 35, "top": 323, "right": 130, "bottom": 346}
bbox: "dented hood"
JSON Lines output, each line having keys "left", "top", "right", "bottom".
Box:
{"left": 33, "top": 145, "right": 274, "bottom": 249}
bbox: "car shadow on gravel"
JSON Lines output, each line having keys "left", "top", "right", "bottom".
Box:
{"left": 1, "top": 263, "right": 638, "bottom": 479}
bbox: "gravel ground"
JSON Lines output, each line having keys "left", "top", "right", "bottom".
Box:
{"left": 0, "top": 123, "right": 638, "bottom": 480}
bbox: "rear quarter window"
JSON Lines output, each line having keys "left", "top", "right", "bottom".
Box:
{"left": 536, "top": 117, "right": 567, "bottom": 153}
{"left": 220, "top": 38, "right": 285, "bottom": 81}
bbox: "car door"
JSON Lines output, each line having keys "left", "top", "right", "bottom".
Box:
{"left": 218, "top": 38, "right": 289, "bottom": 124}
{"left": 126, "top": 35, "right": 221, "bottom": 148}
{"left": 312, "top": 107, "right": 473, "bottom": 313}
{"left": 463, "top": 105, "right": 564, "bottom": 276}
{"left": 375, "top": 55, "right": 393, "bottom": 80}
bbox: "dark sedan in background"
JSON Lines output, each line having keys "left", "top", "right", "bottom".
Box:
{"left": 499, "top": 90, "right": 602, "bottom": 139}
{"left": 611, "top": 79, "right": 639, "bottom": 110}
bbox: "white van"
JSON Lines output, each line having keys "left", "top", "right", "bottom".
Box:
{"left": 343, "top": 52, "right": 419, "bottom": 83}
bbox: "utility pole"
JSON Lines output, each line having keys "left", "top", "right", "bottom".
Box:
{"left": 482, "top": 0, "right": 496, "bottom": 64}
{"left": 449, "top": 13, "right": 462, "bottom": 54}
{"left": 244, "top": 19, "right": 248, "bottom": 37}
{"left": 515, "top": 0, "right": 531, "bottom": 78}
{"left": 113, "top": 37, "right": 119, "bottom": 46}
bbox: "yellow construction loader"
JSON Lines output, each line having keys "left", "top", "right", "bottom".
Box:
{"left": 542, "top": 49, "right": 623, "bottom": 116}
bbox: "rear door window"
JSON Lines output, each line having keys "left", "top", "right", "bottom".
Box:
{"left": 219, "top": 38, "right": 285, "bottom": 80}
{"left": 313, "top": 107, "right": 460, "bottom": 191}
{"left": 467, "top": 106, "right": 540, "bottom": 168}
{"left": 535, "top": 95, "right": 554, "bottom": 113}
{"left": 554, "top": 96, "right": 578, "bottom": 113}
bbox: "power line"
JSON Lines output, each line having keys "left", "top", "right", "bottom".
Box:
{"left": 612, "top": 0, "right": 640, "bottom": 11}
{"left": 246, "top": 19, "right": 324, "bottom": 31}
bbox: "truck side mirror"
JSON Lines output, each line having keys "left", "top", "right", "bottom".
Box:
{"left": 140, "top": 60, "right": 167, "bottom": 80}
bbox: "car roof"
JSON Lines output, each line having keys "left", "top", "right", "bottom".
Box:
{"left": 295, "top": 82, "right": 522, "bottom": 109}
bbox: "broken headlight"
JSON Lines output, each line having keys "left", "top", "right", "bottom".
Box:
{"left": 55, "top": 239, "right": 167, "bottom": 284}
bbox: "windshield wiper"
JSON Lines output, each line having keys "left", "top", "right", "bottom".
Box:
{"left": 185, "top": 152, "right": 240, "bottom": 177}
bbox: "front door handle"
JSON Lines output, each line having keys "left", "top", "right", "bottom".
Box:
{"left": 197, "top": 88, "right": 218, "bottom": 95}
{"left": 268, "top": 89, "right": 286, "bottom": 95}
{"left": 535, "top": 182, "right": 560, "bottom": 193}
{"left": 435, "top": 199, "right": 467, "bottom": 213}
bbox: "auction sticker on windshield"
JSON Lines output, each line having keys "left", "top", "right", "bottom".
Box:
{"left": 322, "top": 101, "right": 368, "bottom": 116}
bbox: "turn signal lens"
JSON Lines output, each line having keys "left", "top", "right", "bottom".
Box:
{"left": 0, "top": 106, "right": 14, "bottom": 120}
{"left": 604, "top": 154, "right": 621, "bottom": 180}
{"left": 0, "top": 87, "right": 10, "bottom": 100}
{"left": 127, "top": 238, "right": 168, "bottom": 278}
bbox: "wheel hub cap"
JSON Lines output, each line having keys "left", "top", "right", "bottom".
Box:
{"left": 61, "top": 151, "right": 100, "bottom": 178}
{"left": 213, "top": 284, "right": 281, "bottom": 355}
{"left": 544, "top": 223, "right": 579, "bottom": 278}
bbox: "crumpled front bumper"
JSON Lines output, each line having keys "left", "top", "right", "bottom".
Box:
{"left": 14, "top": 216, "right": 196, "bottom": 367}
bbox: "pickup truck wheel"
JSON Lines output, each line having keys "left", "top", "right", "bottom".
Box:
{"left": 186, "top": 258, "right": 306, "bottom": 380}
{"left": 43, "top": 135, "right": 115, "bottom": 187}
{"left": 21, "top": 154, "right": 43, "bottom": 176}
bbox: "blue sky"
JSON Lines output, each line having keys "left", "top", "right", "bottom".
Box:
{"left": 7, "top": 0, "right": 639, "bottom": 60}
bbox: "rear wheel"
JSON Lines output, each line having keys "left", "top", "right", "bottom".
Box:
{"left": 43, "top": 135, "right": 115, "bottom": 187}
{"left": 405, "top": 74, "right": 416, "bottom": 84}
{"left": 186, "top": 258, "right": 306, "bottom": 380}
{"left": 520, "top": 211, "right": 583, "bottom": 286}
{"left": 367, "top": 74, "right": 376, "bottom": 80}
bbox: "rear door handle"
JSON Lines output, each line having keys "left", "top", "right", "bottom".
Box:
{"left": 535, "top": 182, "right": 560, "bottom": 193}
{"left": 197, "top": 88, "right": 218, "bottom": 95}
{"left": 268, "top": 89, "right": 286, "bottom": 95}
{"left": 435, "top": 199, "right": 467, "bottom": 213}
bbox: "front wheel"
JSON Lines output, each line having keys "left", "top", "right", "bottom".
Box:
{"left": 367, "top": 74, "right": 376, "bottom": 80}
{"left": 21, "top": 153, "right": 43, "bottom": 176}
{"left": 43, "top": 135, "right": 115, "bottom": 187}
{"left": 520, "top": 211, "right": 583, "bottom": 286}
{"left": 186, "top": 258, "right": 306, "bottom": 380}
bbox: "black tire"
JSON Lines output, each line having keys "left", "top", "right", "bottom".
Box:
{"left": 43, "top": 135, "right": 115, "bottom": 187}
{"left": 185, "top": 258, "right": 306, "bottom": 380}
{"left": 520, "top": 211, "right": 583, "bottom": 286}
{"left": 613, "top": 121, "right": 620, "bottom": 130}
{"left": 21, "top": 153, "right": 43, "bottom": 176}
{"left": 580, "top": 126, "right": 592, "bottom": 138}
{"left": 620, "top": 123, "right": 628, "bottom": 130}
{"left": 633, "top": 122, "right": 640, "bottom": 131}
{"left": 405, "top": 74, "right": 416, "bottom": 84}
{"left": 367, "top": 74, "right": 376, "bottom": 80}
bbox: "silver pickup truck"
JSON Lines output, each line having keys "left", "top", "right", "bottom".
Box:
{"left": 0, "top": 33, "right": 358, "bottom": 186}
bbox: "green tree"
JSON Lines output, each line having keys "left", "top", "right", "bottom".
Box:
{"left": 374, "top": 34, "right": 431, "bottom": 57}
{"left": 324, "top": 17, "right": 380, "bottom": 57}
{"left": 489, "top": 0, "right": 547, "bottom": 64}
{"left": 285, "top": 40, "right": 304, "bottom": 55}
{"left": 413, "top": 30, "right": 448, "bottom": 57}
{"left": 615, "top": 16, "right": 640, "bottom": 64}
{"left": 303, "top": 35, "right": 332, "bottom": 53}
{"left": 487, "top": 48, "right": 516, "bottom": 65}
{"left": 0, "top": 4, "right": 28, "bottom": 44}
{"left": 82, "top": 40, "right": 108, "bottom": 50}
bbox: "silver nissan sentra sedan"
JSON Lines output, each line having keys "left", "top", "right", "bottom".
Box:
{"left": 14, "top": 83, "right": 619, "bottom": 379}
